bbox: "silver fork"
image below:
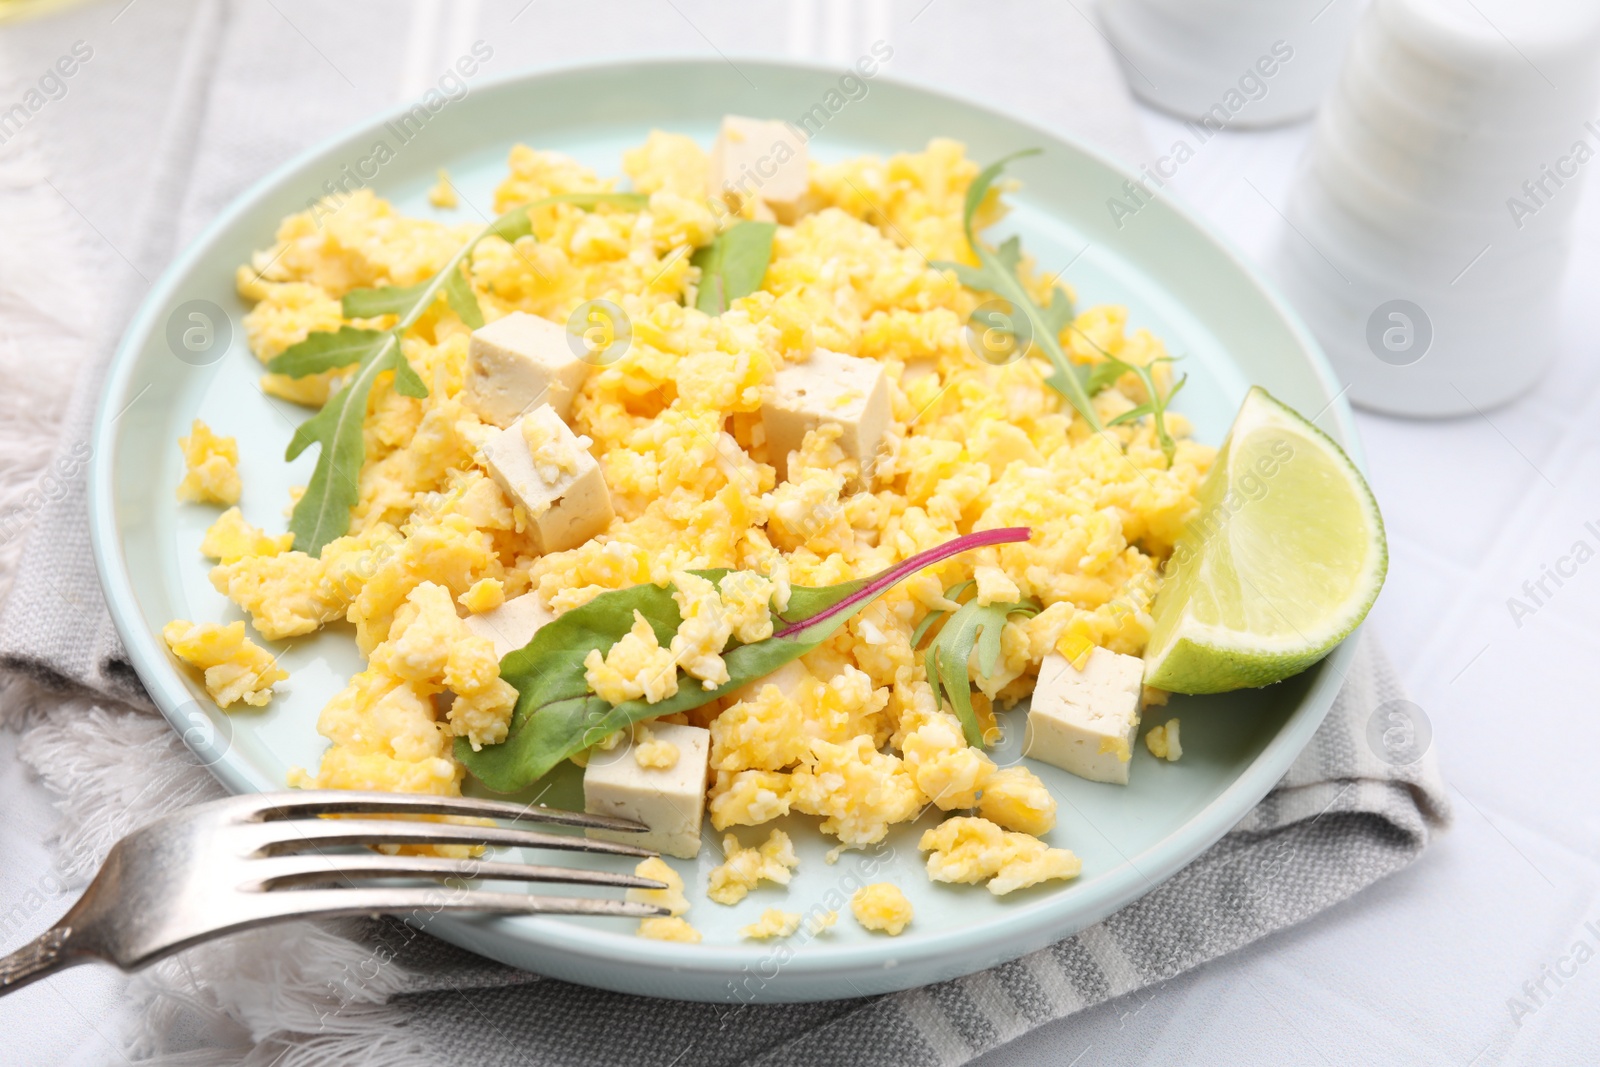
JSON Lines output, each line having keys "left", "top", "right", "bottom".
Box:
{"left": 0, "top": 790, "right": 669, "bottom": 994}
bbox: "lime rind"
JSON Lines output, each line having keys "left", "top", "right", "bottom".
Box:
{"left": 1143, "top": 387, "right": 1387, "bottom": 694}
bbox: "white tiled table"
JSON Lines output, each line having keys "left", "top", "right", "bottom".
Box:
{"left": 0, "top": 4, "right": 1596, "bottom": 1062}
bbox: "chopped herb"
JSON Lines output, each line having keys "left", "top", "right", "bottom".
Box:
{"left": 931, "top": 150, "right": 1103, "bottom": 432}
{"left": 913, "top": 582, "right": 1039, "bottom": 748}
{"left": 691, "top": 220, "right": 776, "bottom": 315}
{"left": 1081, "top": 343, "right": 1188, "bottom": 466}
{"left": 458, "top": 527, "right": 1031, "bottom": 792}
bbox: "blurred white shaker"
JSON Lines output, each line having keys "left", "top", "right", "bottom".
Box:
{"left": 1098, "top": 0, "right": 1364, "bottom": 126}
{"left": 1272, "top": 0, "right": 1600, "bottom": 416}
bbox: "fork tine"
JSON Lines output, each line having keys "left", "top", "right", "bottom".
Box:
{"left": 252, "top": 818, "right": 656, "bottom": 858}
{"left": 241, "top": 887, "right": 669, "bottom": 926}
{"left": 245, "top": 791, "right": 650, "bottom": 834}
{"left": 250, "top": 854, "right": 668, "bottom": 892}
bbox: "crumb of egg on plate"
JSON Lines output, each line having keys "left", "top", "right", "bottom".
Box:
{"left": 428, "top": 167, "right": 458, "bottom": 209}
{"left": 740, "top": 909, "right": 804, "bottom": 940}
{"left": 1146, "top": 719, "right": 1182, "bottom": 761}
{"left": 852, "top": 883, "right": 914, "bottom": 936}
{"left": 171, "top": 111, "right": 1218, "bottom": 942}
{"left": 176, "top": 419, "right": 240, "bottom": 506}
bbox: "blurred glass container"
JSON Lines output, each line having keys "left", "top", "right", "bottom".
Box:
{"left": 1098, "top": 0, "right": 1366, "bottom": 127}
{"left": 1271, "top": 0, "right": 1600, "bottom": 416}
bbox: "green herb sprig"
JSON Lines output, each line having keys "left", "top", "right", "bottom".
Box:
{"left": 266, "top": 192, "right": 647, "bottom": 555}
{"left": 913, "top": 581, "right": 1039, "bottom": 748}
{"left": 931, "top": 149, "right": 1101, "bottom": 432}
{"left": 1086, "top": 353, "right": 1187, "bottom": 465}
{"left": 691, "top": 220, "right": 776, "bottom": 315}
{"left": 457, "top": 526, "right": 1031, "bottom": 792}
{"left": 934, "top": 151, "right": 1189, "bottom": 466}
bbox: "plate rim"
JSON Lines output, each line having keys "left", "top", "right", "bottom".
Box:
{"left": 89, "top": 53, "right": 1358, "bottom": 1000}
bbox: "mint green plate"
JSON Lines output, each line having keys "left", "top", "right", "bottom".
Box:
{"left": 90, "top": 58, "right": 1358, "bottom": 1003}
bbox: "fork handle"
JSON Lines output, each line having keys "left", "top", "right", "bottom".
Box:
{"left": 0, "top": 927, "right": 79, "bottom": 995}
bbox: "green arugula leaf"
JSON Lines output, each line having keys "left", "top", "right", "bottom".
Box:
{"left": 909, "top": 580, "right": 972, "bottom": 649}
{"left": 691, "top": 220, "right": 776, "bottom": 315}
{"left": 274, "top": 192, "right": 649, "bottom": 556}
{"left": 440, "top": 264, "right": 484, "bottom": 329}
{"left": 340, "top": 282, "right": 431, "bottom": 319}
{"left": 1039, "top": 286, "right": 1077, "bottom": 339}
{"left": 1076, "top": 333, "right": 1188, "bottom": 466}
{"left": 457, "top": 527, "right": 1032, "bottom": 792}
{"left": 266, "top": 326, "right": 387, "bottom": 378}
{"left": 283, "top": 331, "right": 421, "bottom": 553}
{"left": 931, "top": 150, "right": 1102, "bottom": 432}
{"left": 919, "top": 591, "right": 1039, "bottom": 749}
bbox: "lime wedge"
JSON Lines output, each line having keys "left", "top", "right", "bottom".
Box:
{"left": 1143, "top": 387, "right": 1386, "bottom": 694}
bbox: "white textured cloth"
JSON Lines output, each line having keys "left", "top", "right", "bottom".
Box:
{"left": 0, "top": 2, "right": 1447, "bottom": 1064}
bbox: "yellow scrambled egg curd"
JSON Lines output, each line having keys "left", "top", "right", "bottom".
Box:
{"left": 201, "top": 508, "right": 294, "bottom": 563}
{"left": 296, "top": 581, "right": 516, "bottom": 795}
{"left": 632, "top": 725, "right": 680, "bottom": 768}
{"left": 851, "top": 883, "right": 913, "bottom": 936}
{"left": 583, "top": 610, "right": 679, "bottom": 705}
{"left": 707, "top": 829, "right": 799, "bottom": 905}
{"left": 627, "top": 856, "right": 690, "bottom": 917}
{"left": 918, "top": 816, "right": 1082, "bottom": 896}
{"left": 976, "top": 766, "right": 1058, "bottom": 837}
{"left": 638, "top": 916, "right": 702, "bottom": 943}
{"left": 459, "top": 577, "right": 505, "bottom": 613}
{"left": 804, "top": 909, "right": 839, "bottom": 936}
{"left": 428, "top": 168, "right": 459, "bottom": 209}
{"left": 1146, "top": 719, "right": 1182, "bottom": 761}
{"left": 191, "top": 134, "right": 1212, "bottom": 887}
{"left": 740, "top": 909, "right": 803, "bottom": 940}
{"left": 176, "top": 419, "right": 241, "bottom": 506}
{"left": 162, "top": 620, "right": 286, "bottom": 708}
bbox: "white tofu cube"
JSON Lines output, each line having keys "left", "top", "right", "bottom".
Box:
{"left": 462, "top": 592, "right": 555, "bottom": 661}
{"left": 464, "top": 311, "right": 591, "bottom": 427}
{"left": 480, "top": 404, "right": 614, "bottom": 554}
{"left": 1023, "top": 648, "right": 1146, "bottom": 785}
{"left": 708, "top": 115, "right": 809, "bottom": 223}
{"left": 762, "top": 348, "right": 890, "bottom": 488}
{"left": 584, "top": 723, "right": 710, "bottom": 859}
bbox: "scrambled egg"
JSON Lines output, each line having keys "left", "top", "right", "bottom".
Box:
{"left": 185, "top": 131, "right": 1213, "bottom": 903}
{"left": 627, "top": 856, "right": 690, "bottom": 917}
{"left": 1146, "top": 719, "right": 1182, "bottom": 761}
{"left": 428, "top": 168, "right": 458, "bottom": 209}
{"left": 632, "top": 725, "right": 679, "bottom": 768}
{"left": 459, "top": 577, "right": 505, "bottom": 613}
{"left": 851, "top": 883, "right": 913, "bottom": 935}
{"left": 583, "top": 610, "right": 678, "bottom": 705}
{"left": 977, "top": 766, "right": 1057, "bottom": 837}
{"left": 162, "top": 620, "right": 285, "bottom": 708}
{"left": 202, "top": 508, "right": 294, "bottom": 563}
{"left": 176, "top": 419, "right": 240, "bottom": 506}
{"left": 291, "top": 581, "right": 518, "bottom": 794}
{"left": 918, "top": 816, "right": 1082, "bottom": 896}
{"left": 740, "top": 908, "right": 803, "bottom": 940}
{"left": 706, "top": 828, "right": 798, "bottom": 905}
{"left": 804, "top": 909, "right": 838, "bottom": 936}
{"left": 638, "top": 917, "right": 701, "bottom": 943}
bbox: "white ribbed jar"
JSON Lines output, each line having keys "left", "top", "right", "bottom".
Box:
{"left": 1271, "top": 0, "right": 1600, "bottom": 415}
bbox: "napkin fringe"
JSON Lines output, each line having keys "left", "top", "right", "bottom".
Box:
{"left": 126, "top": 921, "right": 431, "bottom": 1067}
